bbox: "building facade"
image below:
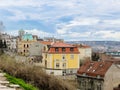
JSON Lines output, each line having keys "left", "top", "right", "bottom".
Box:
{"left": 17, "top": 33, "right": 38, "bottom": 56}
{"left": 74, "top": 44, "right": 92, "bottom": 65}
{"left": 77, "top": 61, "right": 120, "bottom": 90}
{"left": 46, "top": 42, "right": 80, "bottom": 75}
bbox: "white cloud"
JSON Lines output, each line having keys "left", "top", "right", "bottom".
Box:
{"left": 0, "top": 0, "right": 44, "bottom": 7}
{"left": 7, "top": 29, "right": 53, "bottom": 38}
{"left": 24, "top": 29, "right": 53, "bottom": 38}
{"left": 103, "top": 20, "right": 120, "bottom": 25}
{"left": 56, "top": 17, "right": 100, "bottom": 34}
{"left": 94, "top": 30, "right": 120, "bottom": 40}
{"left": 1, "top": 0, "right": 120, "bottom": 41}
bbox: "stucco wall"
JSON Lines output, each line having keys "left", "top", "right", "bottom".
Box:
{"left": 104, "top": 64, "right": 120, "bottom": 90}
{"left": 46, "top": 69, "right": 63, "bottom": 75}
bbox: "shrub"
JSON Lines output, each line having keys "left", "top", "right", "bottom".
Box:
{"left": 0, "top": 54, "right": 76, "bottom": 90}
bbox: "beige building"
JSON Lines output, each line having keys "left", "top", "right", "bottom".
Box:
{"left": 40, "top": 41, "right": 52, "bottom": 68}
{"left": 77, "top": 61, "right": 120, "bottom": 90}
{"left": 17, "top": 33, "right": 38, "bottom": 56}
{"left": 74, "top": 44, "right": 92, "bottom": 65}
{"left": 29, "top": 42, "right": 43, "bottom": 56}
{"left": 28, "top": 42, "right": 44, "bottom": 66}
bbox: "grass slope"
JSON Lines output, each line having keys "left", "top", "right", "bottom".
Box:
{"left": 5, "top": 74, "right": 39, "bottom": 90}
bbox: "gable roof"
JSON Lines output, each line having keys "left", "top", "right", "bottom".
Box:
{"left": 77, "top": 61, "right": 112, "bottom": 77}
{"left": 40, "top": 41, "right": 52, "bottom": 45}
{"left": 51, "top": 42, "right": 74, "bottom": 47}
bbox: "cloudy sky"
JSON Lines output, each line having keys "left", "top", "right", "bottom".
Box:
{"left": 0, "top": 0, "right": 120, "bottom": 41}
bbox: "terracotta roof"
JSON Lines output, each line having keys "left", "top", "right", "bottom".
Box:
{"left": 40, "top": 41, "right": 52, "bottom": 45}
{"left": 77, "top": 61, "right": 112, "bottom": 77}
{"left": 48, "top": 42, "right": 79, "bottom": 54}
{"left": 51, "top": 42, "right": 74, "bottom": 47}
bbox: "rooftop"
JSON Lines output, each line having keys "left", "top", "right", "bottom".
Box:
{"left": 40, "top": 41, "right": 52, "bottom": 45}
{"left": 51, "top": 42, "right": 74, "bottom": 47}
{"left": 77, "top": 61, "right": 112, "bottom": 77}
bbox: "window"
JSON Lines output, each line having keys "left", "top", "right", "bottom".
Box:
{"left": 63, "top": 63, "right": 66, "bottom": 68}
{"left": 62, "top": 54, "right": 65, "bottom": 59}
{"left": 56, "top": 63, "right": 59, "bottom": 68}
{"left": 70, "top": 54, "right": 74, "bottom": 59}
{"left": 97, "top": 83, "right": 101, "bottom": 90}
{"left": 62, "top": 47, "right": 66, "bottom": 52}
{"left": 24, "top": 44, "right": 25, "bottom": 48}
{"left": 62, "top": 70, "right": 66, "bottom": 76}
{"left": 55, "top": 48, "right": 59, "bottom": 52}
{"left": 70, "top": 48, "right": 74, "bottom": 52}
{"left": 27, "top": 44, "right": 29, "bottom": 48}
{"left": 70, "top": 70, "right": 73, "bottom": 74}
{"left": 24, "top": 50, "right": 25, "bottom": 52}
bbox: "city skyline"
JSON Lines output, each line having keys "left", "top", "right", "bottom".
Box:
{"left": 0, "top": 0, "right": 120, "bottom": 41}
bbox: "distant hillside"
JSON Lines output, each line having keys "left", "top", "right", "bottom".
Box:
{"left": 66, "top": 41, "right": 120, "bottom": 52}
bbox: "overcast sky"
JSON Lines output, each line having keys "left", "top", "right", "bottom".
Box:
{"left": 0, "top": 0, "right": 120, "bottom": 41}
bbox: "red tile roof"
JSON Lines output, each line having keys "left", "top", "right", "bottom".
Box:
{"left": 51, "top": 42, "right": 74, "bottom": 47}
{"left": 40, "top": 41, "right": 52, "bottom": 45}
{"left": 77, "top": 61, "right": 112, "bottom": 77}
{"left": 48, "top": 42, "right": 79, "bottom": 54}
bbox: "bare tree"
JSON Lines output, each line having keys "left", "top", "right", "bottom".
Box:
{"left": 0, "top": 21, "right": 5, "bottom": 54}
{"left": 0, "top": 21, "right": 5, "bottom": 39}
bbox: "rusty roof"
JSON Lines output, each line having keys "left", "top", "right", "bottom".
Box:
{"left": 77, "top": 61, "right": 113, "bottom": 77}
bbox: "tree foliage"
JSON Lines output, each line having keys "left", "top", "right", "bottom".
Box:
{"left": 92, "top": 53, "right": 100, "bottom": 61}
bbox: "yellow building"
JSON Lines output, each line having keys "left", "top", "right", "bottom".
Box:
{"left": 17, "top": 33, "right": 38, "bottom": 56}
{"left": 46, "top": 42, "right": 80, "bottom": 75}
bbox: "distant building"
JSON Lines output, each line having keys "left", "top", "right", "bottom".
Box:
{"left": 29, "top": 42, "right": 43, "bottom": 56}
{"left": 17, "top": 33, "right": 38, "bottom": 56}
{"left": 74, "top": 44, "right": 92, "bottom": 65}
{"left": 44, "top": 37, "right": 64, "bottom": 42}
{"left": 9, "top": 36, "right": 17, "bottom": 52}
{"left": 1, "top": 33, "right": 11, "bottom": 50}
{"left": 46, "top": 42, "right": 80, "bottom": 75}
{"left": 18, "top": 29, "right": 25, "bottom": 38}
{"left": 77, "top": 61, "right": 120, "bottom": 90}
{"left": 105, "top": 52, "right": 120, "bottom": 58}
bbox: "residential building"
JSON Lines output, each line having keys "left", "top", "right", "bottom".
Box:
{"left": 28, "top": 42, "right": 44, "bottom": 66}
{"left": 29, "top": 42, "right": 43, "bottom": 56}
{"left": 1, "top": 33, "right": 11, "bottom": 50}
{"left": 77, "top": 61, "right": 120, "bottom": 90}
{"left": 40, "top": 41, "right": 52, "bottom": 68}
{"left": 17, "top": 33, "right": 38, "bottom": 56}
{"left": 74, "top": 44, "right": 92, "bottom": 65}
{"left": 46, "top": 42, "right": 80, "bottom": 75}
{"left": 9, "top": 36, "right": 17, "bottom": 52}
